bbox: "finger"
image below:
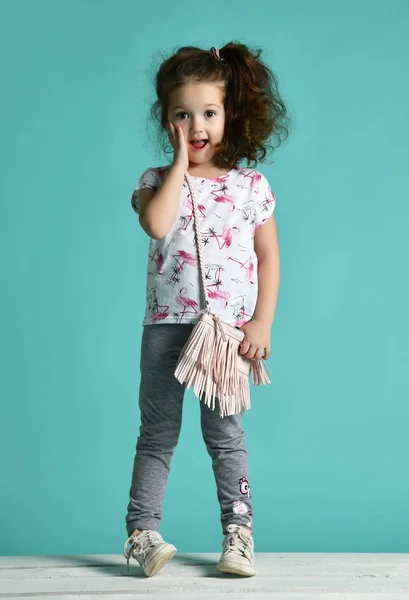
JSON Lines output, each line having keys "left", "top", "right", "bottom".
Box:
{"left": 254, "top": 348, "right": 264, "bottom": 360}
{"left": 178, "top": 127, "right": 186, "bottom": 145}
{"left": 244, "top": 345, "right": 258, "bottom": 360}
{"left": 167, "top": 122, "right": 174, "bottom": 140}
{"left": 239, "top": 339, "right": 251, "bottom": 355}
{"left": 169, "top": 123, "right": 179, "bottom": 149}
{"left": 176, "top": 124, "right": 186, "bottom": 142}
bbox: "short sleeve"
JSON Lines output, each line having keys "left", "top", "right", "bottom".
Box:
{"left": 130, "top": 167, "right": 162, "bottom": 215}
{"left": 253, "top": 172, "right": 276, "bottom": 229}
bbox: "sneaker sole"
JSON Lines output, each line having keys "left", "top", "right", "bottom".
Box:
{"left": 144, "top": 545, "right": 177, "bottom": 577}
{"left": 217, "top": 560, "right": 255, "bottom": 577}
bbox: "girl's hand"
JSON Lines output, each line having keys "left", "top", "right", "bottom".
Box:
{"left": 167, "top": 122, "right": 189, "bottom": 171}
{"left": 239, "top": 319, "right": 271, "bottom": 360}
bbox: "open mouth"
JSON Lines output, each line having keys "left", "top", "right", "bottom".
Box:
{"left": 189, "top": 139, "right": 208, "bottom": 150}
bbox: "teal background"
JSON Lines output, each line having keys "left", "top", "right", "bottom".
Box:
{"left": 1, "top": 0, "right": 409, "bottom": 556}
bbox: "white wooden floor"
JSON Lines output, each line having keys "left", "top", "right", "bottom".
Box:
{"left": 1, "top": 553, "right": 408, "bottom": 599}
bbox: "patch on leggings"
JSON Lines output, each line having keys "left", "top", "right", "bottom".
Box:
{"left": 233, "top": 500, "right": 248, "bottom": 515}
{"left": 239, "top": 477, "right": 250, "bottom": 497}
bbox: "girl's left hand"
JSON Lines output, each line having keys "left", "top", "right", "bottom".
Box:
{"left": 239, "top": 319, "right": 271, "bottom": 360}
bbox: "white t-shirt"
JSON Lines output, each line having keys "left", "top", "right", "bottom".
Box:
{"left": 131, "top": 165, "right": 276, "bottom": 327}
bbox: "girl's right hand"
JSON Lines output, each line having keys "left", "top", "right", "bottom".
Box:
{"left": 167, "top": 122, "right": 189, "bottom": 171}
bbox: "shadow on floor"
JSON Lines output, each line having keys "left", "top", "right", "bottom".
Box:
{"left": 53, "top": 554, "right": 145, "bottom": 578}
{"left": 57, "top": 553, "right": 240, "bottom": 579}
{"left": 172, "top": 554, "right": 242, "bottom": 578}
{"left": 52, "top": 554, "right": 245, "bottom": 579}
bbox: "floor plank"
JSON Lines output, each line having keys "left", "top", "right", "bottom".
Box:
{"left": 0, "top": 553, "right": 408, "bottom": 599}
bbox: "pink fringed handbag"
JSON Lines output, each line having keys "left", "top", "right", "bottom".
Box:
{"left": 174, "top": 172, "right": 272, "bottom": 417}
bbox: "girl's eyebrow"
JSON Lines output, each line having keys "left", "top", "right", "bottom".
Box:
{"left": 170, "top": 103, "right": 221, "bottom": 110}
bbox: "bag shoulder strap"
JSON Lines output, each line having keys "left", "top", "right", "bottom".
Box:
{"left": 184, "top": 172, "right": 210, "bottom": 311}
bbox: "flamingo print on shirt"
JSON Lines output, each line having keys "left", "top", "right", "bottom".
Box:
{"left": 175, "top": 287, "right": 199, "bottom": 323}
{"left": 179, "top": 191, "right": 207, "bottom": 231}
{"left": 232, "top": 295, "right": 254, "bottom": 328}
{"left": 211, "top": 182, "right": 236, "bottom": 211}
{"left": 202, "top": 225, "right": 239, "bottom": 250}
{"left": 166, "top": 250, "right": 197, "bottom": 288}
{"left": 131, "top": 166, "right": 276, "bottom": 327}
{"left": 147, "top": 288, "right": 169, "bottom": 323}
{"left": 257, "top": 192, "right": 276, "bottom": 228}
{"left": 240, "top": 202, "right": 257, "bottom": 235}
{"left": 238, "top": 168, "right": 262, "bottom": 192}
{"left": 205, "top": 264, "right": 230, "bottom": 308}
{"left": 148, "top": 248, "right": 164, "bottom": 275}
{"left": 228, "top": 256, "right": 256, "bottom": 284}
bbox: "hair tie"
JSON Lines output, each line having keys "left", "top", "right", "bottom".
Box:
{"left": 211, "top": 47, "right": 220, "bottom": 61}
{"left": 210, "top": 47, "right": 226, "bottom": 66}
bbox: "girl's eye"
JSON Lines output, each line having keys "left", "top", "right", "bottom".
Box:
{"left": 206, "top": 111, "right": 216, "bottom": 118}
{"left": 176, "top": 112, "right": 189, "bottom": 120}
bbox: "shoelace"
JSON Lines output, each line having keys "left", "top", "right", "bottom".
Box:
{"left": 223, "top": 527, "right": 253, "bottom": 561}
{"left": 123, "top": 530, "right": 163, "bottom": 570}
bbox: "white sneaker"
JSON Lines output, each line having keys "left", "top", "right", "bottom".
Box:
{"left": 217, "top": 524, "right": 255, "bottom": 577}
{"left": 123, "top": 530, "right": 177, "bottom": 577}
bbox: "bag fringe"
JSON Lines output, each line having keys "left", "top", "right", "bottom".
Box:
{"left": 251, "top": 358, "right": 273, "bottom": 386}
{"left": 174, "top": 317, "right": 251, "bottom": 418}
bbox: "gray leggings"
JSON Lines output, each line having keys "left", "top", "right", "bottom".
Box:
{"left": 125, "top": 324, "right": 253, "bottom": 536}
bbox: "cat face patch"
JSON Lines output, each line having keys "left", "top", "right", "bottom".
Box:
{"left": 239, "top": 477, "right": 250, "bottom": 496}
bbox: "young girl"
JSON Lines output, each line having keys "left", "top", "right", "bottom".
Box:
{"left": 124, "top": 42, "right": 289, "bottom": 578}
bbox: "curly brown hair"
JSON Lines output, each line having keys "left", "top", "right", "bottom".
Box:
{"left": 150, "top": 41, "right": 290, "bottom": 169}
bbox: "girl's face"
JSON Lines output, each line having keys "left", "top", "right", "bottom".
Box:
{"left": 167, "top": 81, "right": 226, "bottom": 168}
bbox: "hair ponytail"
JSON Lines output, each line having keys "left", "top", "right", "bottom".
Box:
{"left": 217, "top": 42, "right": 288, "bottom": 165}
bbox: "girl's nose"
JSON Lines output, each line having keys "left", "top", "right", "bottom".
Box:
{"left": 191, "top": 119, "right": 204, "bottom": 135}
